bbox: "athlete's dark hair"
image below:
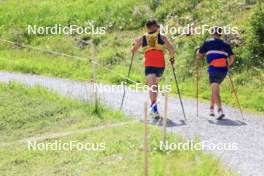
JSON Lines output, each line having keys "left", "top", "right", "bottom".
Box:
{"left": 211, "top": 27, "right": 222, "bottom": 36}
{"left": 146, "top": 19, "right": 159, "bottom": 29}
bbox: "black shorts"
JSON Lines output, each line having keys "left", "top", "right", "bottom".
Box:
{"left": 209, "top": 71, "right": 227, "bottom": 84}
{"left": 145, "top": 67, "right": 165, "bottom": 77}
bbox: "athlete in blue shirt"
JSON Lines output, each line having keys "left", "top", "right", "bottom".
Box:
{"left": 196, "top": 27, "right": 235, "bottom": 119}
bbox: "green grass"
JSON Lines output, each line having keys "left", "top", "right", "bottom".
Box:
{"left": 0, "top": 124, "right": 235, "bottom": 176}
{"left": 0, "top": 82, "right": 235, "bottom": 176}
{"left": 0, "top": 82, "right": 126, "bottom": 143}
{"left": 0, "top": 0, "right": 150, "bottom": 37}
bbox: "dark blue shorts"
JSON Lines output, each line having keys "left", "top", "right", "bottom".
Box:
{"left": 145, "top": 67, "right": 165, "bottom": 77}
{"left": 209, "top": 71, "right": 227, "bottom": 84}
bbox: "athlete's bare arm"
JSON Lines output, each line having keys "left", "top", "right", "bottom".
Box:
{"left": 196, "top": 49, "right": 204, "bottom": 60}
{"left": 131, "top": 37, "right": 142, "bottom": 55}
{"left": 229, "top": 55, "right": 235, "bottom": 67}
{"left": 161, "top": 35, "right": 174, "bottom": 58}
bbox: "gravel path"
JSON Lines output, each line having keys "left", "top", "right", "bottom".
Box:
{"left": 0, "top": 71, "right": 263, "bottom": 176}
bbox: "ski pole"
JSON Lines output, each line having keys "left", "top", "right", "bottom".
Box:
{"left": 170, "top": 63, "right": 187, "bottom": 121}
{"left": 227, "top": 74, "right": 244, "bottom": 120}
{"left": 196, "top": 58, "right": 199, "bottom": 118}
{"left": 120, "top": 54, "right": 134, "bottom": 110}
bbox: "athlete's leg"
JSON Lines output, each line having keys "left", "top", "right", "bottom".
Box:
{"left": 210, "top": 93, "right": 215, "bottom": 108}
{"left": 145, "top": 67, "right": 164, "bottom": 119}
{"left": 209, "top": 71, "right": 226, "bottom": 119}
{"left": 209, "top": 93, "right": 215, "bottom": 116}
{"left": 211, "top": 83, "right": 222, "bottom": 109}
{"left": 146, "top": 74, "right": 159, "bottom": 104}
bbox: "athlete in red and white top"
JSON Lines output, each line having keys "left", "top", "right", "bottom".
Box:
{"left": 131, "top": 19, "right": 174, "bottom": 119}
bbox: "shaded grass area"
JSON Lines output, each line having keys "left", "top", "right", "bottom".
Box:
{"left": 0, "top": 82, "right": 126, "bottom": 143}
{"left": 0, "top": 123, "right": 235, "bottom": 176}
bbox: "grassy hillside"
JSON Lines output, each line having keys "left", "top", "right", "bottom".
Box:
{"left": 0, "top": 82, "right": 126, "bottom": 143}
{"left": 0, "top": 0, "right": 263, "bottom": 112}
{"left": 0, "top": 82, "right": 235, "bottom": 175}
